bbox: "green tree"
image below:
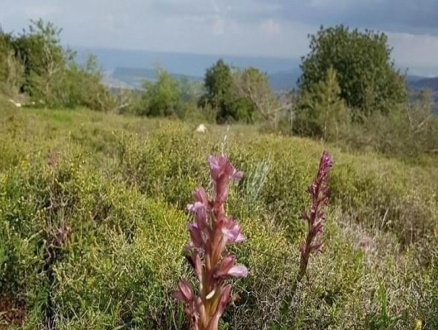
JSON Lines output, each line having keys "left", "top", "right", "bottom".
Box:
{"left": 0, "top": 27, "right": 24, "bottom": 96}
{"left": 294, "top": 67, "right": 350, "bottom": 141}
{"left": 140, "top": 67, "right": 182, "bottom": 117}
{"left": 298, "top": 25, "right": 406, "bottom": 117}
{"left": 0, "top": 19, "right": 113, "bottom": 110}
{"left": 13, "top": 19, "right": 75, "bottom": 102}
{"left": 56, "top": 54, "right": 115, "bottom": 111}
{"left": 201, "top": 59, "right": 256, "bottom": 123}
{"left": 232, "top": 66, "right": 283, "bottom": 126}
{"left": 201, "top": 59, "right": 234, "bottom": 122}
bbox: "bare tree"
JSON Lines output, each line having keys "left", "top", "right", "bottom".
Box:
{"left": 232, "top": 67, "right": 292, "bottom": 129}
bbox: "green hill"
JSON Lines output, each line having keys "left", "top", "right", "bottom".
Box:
{"left": 0, "top": 106, "right": 437, "bottom": 329}
{"left": 110, "top": 66, "right": 203, "bottom": 89}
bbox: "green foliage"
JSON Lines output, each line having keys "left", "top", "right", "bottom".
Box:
{"left": 298, "top": 25, "right": 407, "bottom": 116}
{"left": 0, "top": 19, "right": 114, "bottom": 111}
{"left": 0, "top": 28, "right": 24, "bottom": 97}
{"left": 232, "top": 66, "right": 281, "bottom": 124}
{"left": 13, "top": 19, "right": 73, "bottom": 99}
{"left": 341, "top": 89, "right": 438, "bottom": 159}
{"left": 0, "top": 107, "right": 436, "bottom": 329}
{"left": 139, "top": 67, "right": 183, "bottom": 117}
{"left": 64, "top": 55, "right": 115, "bottom": 111}
{"left": 201, "top": 59, "right": 256, "bottom": 123}
{"left": 202, "top": 59, "right": 233, "bottom": 115}
{"left": 294, "top": 67, "right": 350, "bottom": 141}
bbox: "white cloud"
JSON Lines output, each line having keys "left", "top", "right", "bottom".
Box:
{"left": 1, "top": 0, "right": 438, "bottom": 74}
{"left": 387, "top": 31, "right": 438, "bottom": 75}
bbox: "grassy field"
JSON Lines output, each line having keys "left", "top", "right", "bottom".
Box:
{"left": 0, "top": 105, "right": 437, "bottom": 329}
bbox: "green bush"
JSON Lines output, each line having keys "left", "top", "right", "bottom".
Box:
{"left": 0, "top": 146, "right": 298, "bottom": 328}
{"left": 298, "top": 25, "right": 406, "bottom": 116}
{"left": 0, "top": 108, "right": 436, "bottom": 329}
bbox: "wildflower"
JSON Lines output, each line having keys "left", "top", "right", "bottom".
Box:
{"left": 298, "top": 150, "right": 332, "bottom": 278}
{"left": 173, "top": 154, "right": 247, "bottom": 330}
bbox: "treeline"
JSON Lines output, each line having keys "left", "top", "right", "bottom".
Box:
{"left": 1, "top": 20, "right": 437, "bottom": 159}
{"left": 115, "top": 60, "right": 287, "bottom": 129}
{"left": 0, "top": 19, "right": 112, "bottom": 110}
{"left": 293, "top": 26, "right": 438, "bottom": 159}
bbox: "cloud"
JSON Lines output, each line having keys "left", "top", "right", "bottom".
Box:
{"left": 387, "top": 31, "right": 438, "bottom": 75}
{"left": 250, "top": 0, "right": 438, "bottom": 35}
{"left": 1, "top": 0, "right": 438, "bottom": 74}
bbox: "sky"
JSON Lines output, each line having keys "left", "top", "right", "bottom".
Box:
{"left": 1, "top": 0, "right": 438, "bottom": 76}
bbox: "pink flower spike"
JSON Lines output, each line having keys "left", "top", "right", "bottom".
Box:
{"left": 187, "top": 201, "right": 201, "bottom": 211}
{"left": 192, "top": 186, "right": 209, "bottom": 206}
{"left": 227, "top": 265, "right": 248, "bottom": 278}
{"left": 311, "top": 242, "right": 323, "bottom": 252}
{"left": 188, "top": 223, "right": 204, "bottom": 248}
{"left": 215, "top": 255, "right": 236, "bottom": 278}
{"left": 222, "top": 226, "right": 246, "bottom": 243}
{"left": 173, "top": 279, "right": 194, "bottom": 303}
{"left": 232, "top": 171, "right": 243, "bottom": 179}
{"left": 297, "top": 150, "right": 332, "bottom": 283}
{"left": 175, "top": 153, "right": 247, "bottom": 329}
{"left": 212, "top": 284, "right": 232, "bottom": 320}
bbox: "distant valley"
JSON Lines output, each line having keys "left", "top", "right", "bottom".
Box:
{"left": 76, "top": 47, "right": 438, "bottom": 111}
{"left": 103, "top": 66, "right": 302, "bottom": 92}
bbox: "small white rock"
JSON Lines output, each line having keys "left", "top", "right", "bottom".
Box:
{"left": 8, "top": 99, "right": 22, "bottom": 107}
{"left": 196, "top": 124, "right": 207, "bottom": 133}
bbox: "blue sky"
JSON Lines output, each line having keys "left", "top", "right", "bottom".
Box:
{"left": 1, "top": 0, "right": 438, "bottom": 75}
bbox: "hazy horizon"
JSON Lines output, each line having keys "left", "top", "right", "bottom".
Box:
{"left": 72, "top": 45, "right": 438, "bottom": 79}
{"left": 2, "top": 0, "right": 438, "bottom": 77}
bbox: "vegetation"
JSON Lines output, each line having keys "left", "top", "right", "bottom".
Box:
{"left": 0, "top": 19, "right": 437, "bottom": 329}
{"left": 298, "top": 25, "right": 407, "bottom": 116}
{"left": 294, "top": 67, "right": 349, "bottom": 141}
{"left": 293, "top": 25, "right": 438, "bottom": 159}
{"left": 0, "top": 20, "right": 113, "bottom": 111}
{"left": 0, "top": 107, "right": 437, "bottom": 329}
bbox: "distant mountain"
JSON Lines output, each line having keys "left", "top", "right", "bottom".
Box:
{"left": 405, "top": 74, "right": 426, "bottom": 84}
{"left": 110, "top": 67, "right": 202, "bottom": 89}
{"left": 102, "top": 73, "right": 136, "bottom": 90}
{"left": 107, "top": 66, "right": 303, "bottom": 92}
{"left": 409, "top": 76, "right": 438, "bottom": 91}
{"left": 83, "top": 46, "right": 438, "bottom": 111}
{"left": 409, "top": 77, "right": 438, "bottom": 113}
{"left": 74, "top": 47, "right": 300, "bottom": 77}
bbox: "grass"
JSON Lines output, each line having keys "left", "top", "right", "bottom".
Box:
{"left": 0, "top": 106, "right": 437, "bottom": 329}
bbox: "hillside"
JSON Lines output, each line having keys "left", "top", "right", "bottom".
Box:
{"left": 75, "top": 47, "right": 300, "bottom": 77}
{"left": 109, "top": 66, "right": 202, "bottom": 89}
{"left": 105, "top": 66, "right": 303, "bottom": 92}
{"left": 104, "top": 63, "right": 438, "bottom": 104}
{"left": 0, "top": 106, "right": 437, "bottom": 328}
{"left": 410, "top": 76, "right": 438, "bottom": 96}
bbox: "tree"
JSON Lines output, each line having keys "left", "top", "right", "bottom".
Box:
{"left": 298, "top": 25, "right": 406, "bottom": 117}
{"left": 294, "top": 67, "right": 350, "bottom": 141}
{"left": 140, "top": 67, "right": 182, "bottom": 117}
{"left": 201, "top": 59, "right": 234, "bottom": 122}
{"left": 57, "top": 54, "right": 115, "bottom": 111}
{"left": 0, "top": 28, "right": 24, "bottom": 96}
{"left": 13, "top": 19, "right": 75, "bottom": 102}
{"left": 232, "top": 67, "right": 285, "bottom": 127}
{"left": 0, "top": 19, "right": 114, "bottom": 110}
{"left": 201, "top": 59, "right": 256, "bottom": 123}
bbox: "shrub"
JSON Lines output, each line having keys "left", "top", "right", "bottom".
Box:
{"left": 298, "top": 25, "right": 406, "bottom": 116}
{"left": 0, "top": 108, "right": 436, "bottom": 329}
